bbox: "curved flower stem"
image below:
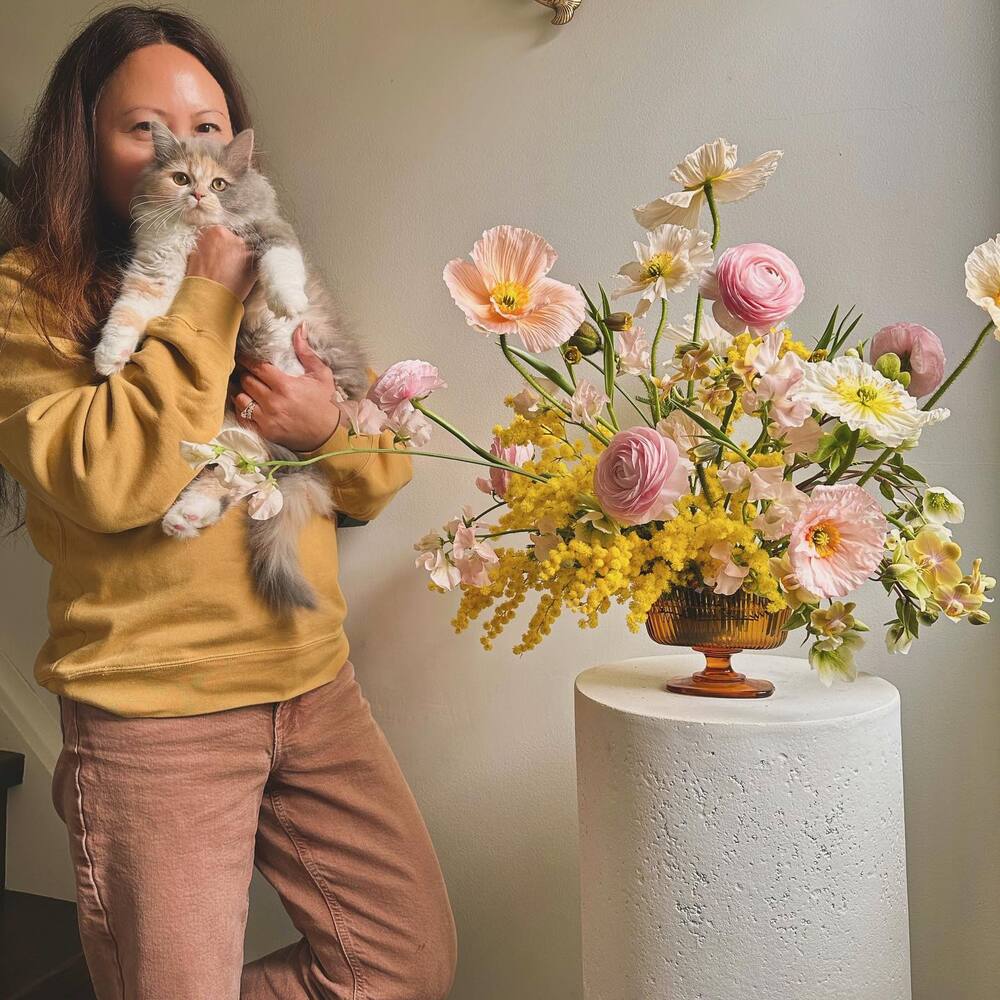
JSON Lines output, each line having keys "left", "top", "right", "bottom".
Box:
{"left": 500, "top": 334, "right": 613, "bottom": 445}
{"left": 649, "top": 299, "right": 668, "bottom": 422}
{"left": 261, "top": 443, "right": 550, "bottom": 483}
{"left": 687, "top": 180, "right": 721, "bottom": 404}
{"left": 858, "top": 319, "right": 994, "bottom": 487}
{"left": 580, "top": 355, "right": 652, "bottom": 426}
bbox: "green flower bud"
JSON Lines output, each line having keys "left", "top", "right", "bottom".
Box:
{"left": 568, "top": 322, "right": 602, "bottom": 355}
{"left": 605, "top": 312, "right": 634, "bottom": 332}
{"left": 874, "top": 352, "right": 902, "bottom": 379}
{"left": 897, "top": 370, "right": 911, "bottom": 388}
{"left": 968, "top": 610, "right": 991, "bottom": 625}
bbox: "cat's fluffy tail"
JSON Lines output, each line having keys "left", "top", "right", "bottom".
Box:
{"left": 246, "top": 468, "right": 334, "bottom": 614}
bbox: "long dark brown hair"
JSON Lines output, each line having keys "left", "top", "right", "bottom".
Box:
{"left": 0, "top": 4, "right": 255, "bottom": 534}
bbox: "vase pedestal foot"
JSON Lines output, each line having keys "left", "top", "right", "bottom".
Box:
{"left": 665, "top": 646, "right": 775, "bottom": 698}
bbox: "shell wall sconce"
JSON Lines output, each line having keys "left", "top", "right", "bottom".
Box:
{"left": 535, "top": 0, "right": 583, "bottom": 25}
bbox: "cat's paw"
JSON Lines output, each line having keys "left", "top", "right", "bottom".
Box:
{"left": 162, "top": 492, "right": 225, "bottom": 538}
{"left": 265, "top": 284, "right": 309, "bottom": 320}
{"left": 93, "top": 327, "right": 141, "bottom": 377}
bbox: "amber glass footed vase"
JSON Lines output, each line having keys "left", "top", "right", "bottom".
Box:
{"left": 645, "top": 588, "right": 792, "bottom": 698}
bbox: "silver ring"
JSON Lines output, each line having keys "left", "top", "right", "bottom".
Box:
{"left": 240, "top": 399, "right": 257, "bottom": 421}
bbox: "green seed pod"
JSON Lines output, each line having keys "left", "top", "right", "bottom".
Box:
{"left": 562, "top": 344, "right": 582, "bottom": 364}
{"left": 568, "top": 321, "right": 602, "bottom": 355}
{"left": 968, "top": 610, "right": 991, "bottom": 625}
{"left": 897, "top": 370, "right": 911, "bottom": 388}
{"left": 874, "top": 352, "right": 902, "bottom": 379}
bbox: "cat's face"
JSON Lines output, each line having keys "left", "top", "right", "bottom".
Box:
{"left": 129, "top": 121, "right": 269, "bottom": 232}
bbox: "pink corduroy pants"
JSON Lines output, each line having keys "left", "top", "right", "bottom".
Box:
{"left": 50, "top": 658, "right": 458, "bottom": 1000}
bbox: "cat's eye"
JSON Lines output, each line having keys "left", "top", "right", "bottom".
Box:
{"left": 171, "top": 172, "right": 191, "bottom": 187}
{"left": 211, "top": 178, "right": 228, "bottom": 192}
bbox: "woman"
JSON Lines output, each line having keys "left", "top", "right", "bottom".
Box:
{"left": 0, "top": 6, "right": 457, "bottom": 998}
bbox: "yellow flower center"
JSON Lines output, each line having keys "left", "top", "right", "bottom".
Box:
{"left": 644, "top": 252, "right": 674, "bottom": 280}
{"left": 833, "top": 377, "right": 900, "bottom": 419}
{"left": 491, "top": 281, "right": 530, "bottom": 316}
{"left": 807, "top": 521, "right": 841, "bottom": 558}
{"left": 993, "top": 288, "right": 1000, "bottom": 307}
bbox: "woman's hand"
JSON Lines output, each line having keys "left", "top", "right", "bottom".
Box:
{"left": 231, "top": 324, "right": 344, "bottom": 452}
{"left": 186, "top": 225, "right": 257, "bottom": 302}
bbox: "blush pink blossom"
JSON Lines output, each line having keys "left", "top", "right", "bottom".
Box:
{"left": 368, "top": 360, "right": 447, "bottom": 410}
{"left": 475, "top": 434, "right": 535, "bottom": 499}
{"left": 788, "top": 485, "right": 888, "bottom": 598}
{"left": 869, "top": 322, "right": 946, "bottom": 397}
{"left": 593, "top": 427, "right": 693, "bottom": 526}
{"left": 701, "top": 242, "right": 805, "bottom": 334}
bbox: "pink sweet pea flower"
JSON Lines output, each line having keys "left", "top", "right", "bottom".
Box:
{"left": 869, "top": 323, "right": 946, "bottom": 397}
{"left": 700, "top": 242, "right": 805, "bottom": 334}
{"left": 475, "top": 433, "right": 535, "bottom": 499}
{"left": 788, "top": 485, "right": 888, "bottom": 598}
{"left": 594, "top": 427, "right": 693, "bottom": 526}
{"left": 443, "top": 225, "right": 587, "bottom": 352}
{"left": 704, "top": 541, "right": 751, "bottom": 596}
{"left": 451, "top": 523, "right": 500, "bottom": 587}
{"left": 368, "top": 360, "right": 447, "bottom": 410}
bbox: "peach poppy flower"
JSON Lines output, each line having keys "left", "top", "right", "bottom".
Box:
{"left": 443, "top": 225, "right": 586, "bottom": 352}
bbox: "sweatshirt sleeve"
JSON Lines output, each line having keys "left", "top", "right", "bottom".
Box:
{"left": 0, "top": 250, "right": 245, "bottom": 534}
{"left": 294, "top": 365, "right": 414, "bottom": 522}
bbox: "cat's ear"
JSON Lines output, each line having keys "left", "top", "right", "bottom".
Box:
{"left": 224, "top": 129, "right": 255, "bottom": 174}
{"left": 149, "top": 120, "right": 184, "bottom": 164}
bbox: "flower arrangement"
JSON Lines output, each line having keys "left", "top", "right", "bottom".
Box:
{"left": 184, "top": 138, "right": 997, "bottom": 687}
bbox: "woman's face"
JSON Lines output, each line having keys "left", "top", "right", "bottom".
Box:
{"left": 94, "top": 43, "right": 234, "bottom": 225}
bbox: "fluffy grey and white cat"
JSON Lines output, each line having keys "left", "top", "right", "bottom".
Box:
{"left": 94, "top": 120, "right": 370, "bottom": 615}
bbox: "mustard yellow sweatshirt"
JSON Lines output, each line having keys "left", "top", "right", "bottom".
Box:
{"left": 0, "top": 246, "right": 413, "bottom": 717}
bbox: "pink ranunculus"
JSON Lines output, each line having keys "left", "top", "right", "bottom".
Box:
{"left": 368, "top": 360, "right": 447, "bottom": 411}
{"left": 593, "top": 427, "right": 693, "bottom": 526}
{"left": 788, "top": 484, "right": 888, "bottom": 599}
{"left": 869, "top": 322, "right": 946, "bottom": 397}
{"left": 700, "top": 242, "right": 805, "bottom": 334}
{"left": 475, "top": 433, "right": 535, "bottom": 499}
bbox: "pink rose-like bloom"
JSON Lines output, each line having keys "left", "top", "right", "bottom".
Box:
{"left": 368, "top": 360, "right": 447, "bottom": 411}
{"left": 869, "top": 322, "right": 946, "bottom": 397}
{"left": 788, "top": 484, "right": 888, "bottom": 599}
{"left": 701, "top": 242, "right": 805, "bottom": 334}
{"left": 593, "top": 427, "right": 693, "bottom": 526}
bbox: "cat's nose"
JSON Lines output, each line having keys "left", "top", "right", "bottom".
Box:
{"left": 192, "top": 191, "right": 203, "bottom": 202}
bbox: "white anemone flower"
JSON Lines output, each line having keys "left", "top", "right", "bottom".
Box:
{"left": 797, "top": 355, "right": 949, "bottom": 448}
{"left": 633, "top": 138, "right": 783, "bottom": 231}
{"left": 964, "top": 234, "right": 1000, "bottom": 336}
{"left": 922, "top": 487, "right": 965, "bottom": 525}
{"left": 611, "top": 223, "right": 713, "bottom": 318}
{"left": 662, "top": 310, "right": 737, "bottom": 354}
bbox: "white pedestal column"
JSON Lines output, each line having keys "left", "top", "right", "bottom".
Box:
{"left": 574, "top": 653, "right": 911, "bottom": 1000}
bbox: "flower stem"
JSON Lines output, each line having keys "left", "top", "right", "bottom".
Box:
{"left": 263, "top": 443, "right": 549, "bottom": 483}
{"left": 687, "top": 179, "right": 720, "bottom": 403}
{"left": 500, "top": 334, "right": 613, "bottom": 445}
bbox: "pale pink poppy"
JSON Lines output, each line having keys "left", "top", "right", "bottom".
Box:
{"left": 788, "top": 485, "right": 888, "bottom": 598}
{"left": 869, "top": 323, "right": 946, "bottom": 397}
{"left": 443, "top": 225, "right": 587, "bottom": 352}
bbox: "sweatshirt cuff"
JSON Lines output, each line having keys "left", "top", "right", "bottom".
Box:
{"left": 167, "top": 276, "right": 245, "bottom": 340}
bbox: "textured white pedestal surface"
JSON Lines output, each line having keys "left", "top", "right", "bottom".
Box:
{"left": 574, "top": 653, "right": 911, "bottom": 1000}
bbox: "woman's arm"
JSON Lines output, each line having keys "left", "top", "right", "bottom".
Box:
{"left": 294, "top": 366, "right": 414, "bottom": 523}
{"left": 0, "top": 249, "right": 244, "bottom": 533}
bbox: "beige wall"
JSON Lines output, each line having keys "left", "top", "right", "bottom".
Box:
{"left": 2, "top": 2, "right": 997, "bottom": 998}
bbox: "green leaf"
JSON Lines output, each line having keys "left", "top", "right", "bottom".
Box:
{"left": 503, "top": 344, "right": 576, "bottom": 395}
{"left": 879, "top": 480, "right": 896, "bottom": 501}
{"left": 597, "top": 282, "right": 612, "bottom": 320}
{"left": 899, "top": 464, "right": 926, "bottom": 483}
{"left": 816, "top": 305, "right": 839, "bottom": 351}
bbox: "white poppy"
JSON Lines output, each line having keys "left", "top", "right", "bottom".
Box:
{"left": 633, "top": 138, "right": 783, "bottom": 230}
